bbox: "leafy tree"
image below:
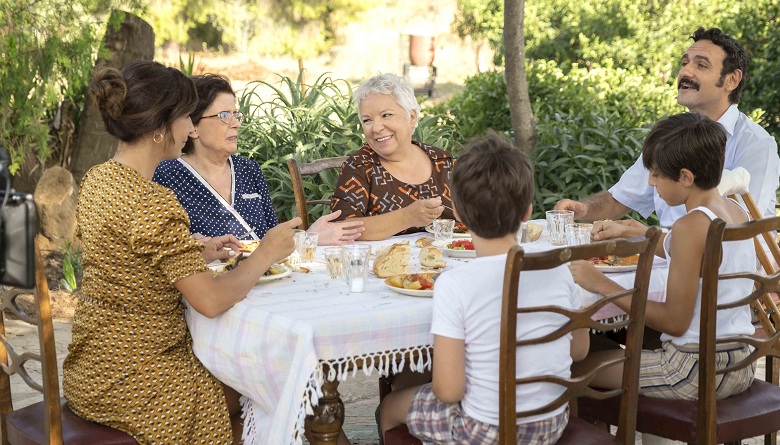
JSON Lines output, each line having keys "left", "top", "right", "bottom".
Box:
{"left": 451, "top": 0, "right": 504, "bottom": 66}
{"left": 0, "top": 1, "right": 142, "bottom": 175}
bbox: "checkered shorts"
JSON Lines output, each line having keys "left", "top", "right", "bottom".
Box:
{"left": 639, "top": 341, "right": 756, "bottom": 401}
{"left": 406, "top": 383, "right": 568, "bottom": 445}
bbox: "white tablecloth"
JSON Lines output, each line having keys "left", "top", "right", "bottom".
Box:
{"left": 186, "top": 227, "right": 669, "bottom": 445}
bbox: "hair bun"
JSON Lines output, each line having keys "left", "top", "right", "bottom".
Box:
{"left": 89, "top": 67, "right": 127, "bottom": 120}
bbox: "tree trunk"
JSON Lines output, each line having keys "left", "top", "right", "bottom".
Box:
{"left": 69, "top": 11, "right": 155, "bottom": 184}
{"left": 504, "top": 0, "right": 535, "bottom": 152}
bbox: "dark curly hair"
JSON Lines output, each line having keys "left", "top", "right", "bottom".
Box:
{"left": 691, "top": 27, "right": 749, "bottom": 104}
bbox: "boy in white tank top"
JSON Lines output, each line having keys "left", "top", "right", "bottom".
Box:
{"left": 569, "top": 112, "right": 755, "bottom": 400}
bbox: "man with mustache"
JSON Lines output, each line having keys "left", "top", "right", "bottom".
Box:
{"left": 555, "top": 27, "right": 779, "bottom": 230}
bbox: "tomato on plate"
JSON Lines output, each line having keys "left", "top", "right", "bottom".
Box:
{"left": 448, "top": 240, "right": 475, "bottom": 250}
{"left": 411, "top": 273, "right": 434, "bottom": 289}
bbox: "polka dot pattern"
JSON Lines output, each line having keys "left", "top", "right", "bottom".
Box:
{"left": 63, "top": 160, "right": 233, "bottom": 444}
{"left": 153, "top": 155, "right": 278, "bottom": 239}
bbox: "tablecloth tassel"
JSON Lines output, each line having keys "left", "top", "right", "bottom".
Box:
{"left": 241, "top": 395, "right": 265, "bottom": 445}
{"left": 362, "top": 355, "right": 375, "bottom": 376}
{"left": 416, "top": 349, "right": 425, "bottom": 370}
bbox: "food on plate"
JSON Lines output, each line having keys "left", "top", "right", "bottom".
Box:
{"left": 454, "top": 221, "right": 469, "bottom": 233}
{"left": 419, "top": 246, "right": 446, "bottom": 268}
{"left": 239, "top": 240, "right": 262, "bottom": 254}
{"left": 385, "top": 273, "right": 437, "bottom": 291}
{"left": 587, "top": 254, "right": 640, "bottom": 267}
{"left": 415, "top": 237, "right": 435, "bottom": 247}
{"left": 447, "top": 240, "right": 475, "bottom": 251}
{"left": 526, "top": 222, "right": 543, "bottom": 242}
{"left": 373, "top": 241, "right": 411, "bottom": 278}
{"left": 264, "top": 264, "right": 287, "bottom": 276}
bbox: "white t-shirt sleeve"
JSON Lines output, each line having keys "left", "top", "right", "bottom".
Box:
{"left": 609, "top": 157, "right": 656, "bottom": 217}
{"left": 431, "top": 274, "right": 466, "bottom": 340}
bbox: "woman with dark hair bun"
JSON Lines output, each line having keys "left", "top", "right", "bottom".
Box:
{"left": 63, "top": 60, "right": 301, "bottom": 444}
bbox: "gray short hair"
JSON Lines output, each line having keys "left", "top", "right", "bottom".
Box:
{"left": 353, "top": 73, "right": 421, "bottom": 130}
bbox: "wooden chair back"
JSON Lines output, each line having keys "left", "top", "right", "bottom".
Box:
{"left": 697, "top": 215, "right": 780, "bottom": 444}
{"left": 287, "top": 156, "right": 347, "bottom": 230}
{"left": 728, "top": 193, "right": 780, "bottom": 338}
{"left": 0, "top": 239, "right": 63, "bottom": 443}
{"left": 499, "top": 226, "right": 662, "bottom": 444}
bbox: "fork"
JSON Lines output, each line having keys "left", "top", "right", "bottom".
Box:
{"left": 237, "top": 227, "right": 256, "bottom": 240}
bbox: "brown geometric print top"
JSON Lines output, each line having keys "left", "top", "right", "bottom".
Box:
{"left": 330, "top": 141, "right": 456, "bottom": 235}
{"left": 62, "top": 160, "right": 233, "bottom": 444}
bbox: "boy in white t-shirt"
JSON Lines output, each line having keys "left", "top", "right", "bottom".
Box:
{"left": 378, "top": 132, "right": 590, "bottom": 444}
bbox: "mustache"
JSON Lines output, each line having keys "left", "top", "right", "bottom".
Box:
{"left": 678, "top": 77, "right": 700, "bottom": 90}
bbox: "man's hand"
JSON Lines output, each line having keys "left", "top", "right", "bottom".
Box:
{"left": 554, "top": 199, "right": 588, "bottom": 219}
{"left": 309, "top": 210, "right": 365, "bottom": 245}
{"left": 591, "top": 219, "right": 647, "bottom": 241}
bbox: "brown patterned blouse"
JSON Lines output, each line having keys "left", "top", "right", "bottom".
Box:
{"left": 63, "top": 160, "right": 232, "bottom": 444}
{"left": 330, "top": 141, "right": 456, "bottom": 235}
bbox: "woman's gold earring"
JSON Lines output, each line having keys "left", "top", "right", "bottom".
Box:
{"left": 153, "top": 133, "right": 164, "bottom": 144}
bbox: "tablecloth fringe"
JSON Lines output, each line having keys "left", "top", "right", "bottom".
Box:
{"left": 291, "top": 345, "right": 434, "bottom": 445}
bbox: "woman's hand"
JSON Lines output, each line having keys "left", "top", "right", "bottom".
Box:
{"left": 568, "top": 260, "right": 614, "bottom": 295}
{"left": 404, "top": 197, "right": 444, "bottom": 228}
{"left": 308, "top": 210, "right": 365, "bottom": 245}
{"left": 591, "top": 219, "right": 647, "bottom": 241}
{"left": 253, "top": 218, "right": 302, "bottom": 264}
{"left": 202, "top": 234, "right": 242, "bottom": 263}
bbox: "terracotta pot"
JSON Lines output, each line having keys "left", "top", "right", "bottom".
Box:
{"left": 409, "top": 35, "right": 435, "bottom": 66}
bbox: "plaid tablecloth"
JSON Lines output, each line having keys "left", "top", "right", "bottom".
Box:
{"left": 186, "top": 228, "right": 669, "bottom": 445}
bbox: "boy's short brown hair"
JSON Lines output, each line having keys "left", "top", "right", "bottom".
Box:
{"left": 451, "top": 131, "right": 534, "bottom": 239}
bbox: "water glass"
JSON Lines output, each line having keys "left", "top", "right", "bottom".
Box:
{"left": 433, "top": 218, "right": 456, "bottom": 242}
{"left": 565, "top": 223, "right": 593, "bottom": 246}
{"left": 301, "top": 233, "right": 318, "bottom": 263}
{"left": 324, "top": 247, "right": 344, "bottom": 279}
{"left": 546, "top": 210, "right": 574, "bottom": 246}
{"left": 287, "top": 229, "right": 307, "bottom": 269}
{"left": 341, "top": 244, "right": 371, "bottom": 293}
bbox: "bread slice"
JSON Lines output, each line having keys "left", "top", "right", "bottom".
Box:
{"left": 419, "top": 246, "right": 446, "bottom": 269}
{"left": 527, "top": 222, "right": 543, "bottom": 242}
{"left": 415, "top": 237, "right": 435, "bottom": 247}
{"left": 373, "top": 242, "right": 411, "bottom": 278}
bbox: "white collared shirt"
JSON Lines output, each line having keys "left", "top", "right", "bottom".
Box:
{"left": 610, "top": 104, "right": 779, "bottom": 227}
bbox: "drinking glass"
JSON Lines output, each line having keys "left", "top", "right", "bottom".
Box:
{"left": 341, "top": 244, "right": 371, "bottom": 293}
{"left": 301, "top": 233, "right": 318, "bottom": 263}
{"left": 287, "top": 229, "right": 307, "bottom": 269}
{"left": 546, "top": 210, "right": 574, "bottom": 246}
{"left": 565, "top": 223, "right": 593, "bottom": 246}
{"left": 324, "top": 247, "right": 344, "bottom": 279}
{"left": 433, "top": 218, "right": 456, "bottom": 242}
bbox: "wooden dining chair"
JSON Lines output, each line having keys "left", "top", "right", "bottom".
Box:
{"left": 385, "top": 226, "right": 662, "bottom": 445}
{"left": 287, "top": 156, "right": 347, "bottom": 230}
{"left": 578, "top": 215, "right": 780, "bottom": 445}
{"left": 0, "top": 240, "right": 137, "bottom": 444}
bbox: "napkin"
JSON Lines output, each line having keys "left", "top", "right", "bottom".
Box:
{"left": 717, "top": 167, "right": 751, "bottom": 196}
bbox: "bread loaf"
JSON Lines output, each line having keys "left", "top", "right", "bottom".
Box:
{"left": 419, "top": 246, "right": 446, "bottom": 269}
{"left": 527, "top": 222, "right": 543, "bottom": 242}
{"left": 373, "top": 242, "right": 410, "bottom": 278}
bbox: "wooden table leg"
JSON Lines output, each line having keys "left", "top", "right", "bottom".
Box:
{"left": 305, "top": 373, "right": 344, "bottom": 445}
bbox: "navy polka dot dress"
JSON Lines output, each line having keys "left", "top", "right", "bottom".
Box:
{"left": 153, "top": 155, "right": 278, "bottom": 239}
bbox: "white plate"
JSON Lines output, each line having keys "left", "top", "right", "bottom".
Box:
{"left": 432, "top": 240, "right": 477, "bottom": 258}
{"left": 208, "top": 263, "right": 292, "bottom": 283}
{"left": 257, "top": 264, "right": 292, "bottom": 283}
{"left": 425, "top": 225, "right": 471, "bottom": 239}
{"left": 384, "top": 282, "right": 433, "bottom": 297}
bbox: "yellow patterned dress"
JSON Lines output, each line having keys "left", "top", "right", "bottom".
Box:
{"left": 63, "top": 160, "right": 233, "bottom": 444}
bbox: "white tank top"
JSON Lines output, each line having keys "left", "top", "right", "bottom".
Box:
{"left": 660, "top": 205, "right": 756, "bottom": 345}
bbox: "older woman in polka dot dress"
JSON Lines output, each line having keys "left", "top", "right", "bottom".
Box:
{"left": 153, "top": 74, "right": 364, "bottom": 245}
{"left": 63, "top": 60, "right": 301, "bottom": 445}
